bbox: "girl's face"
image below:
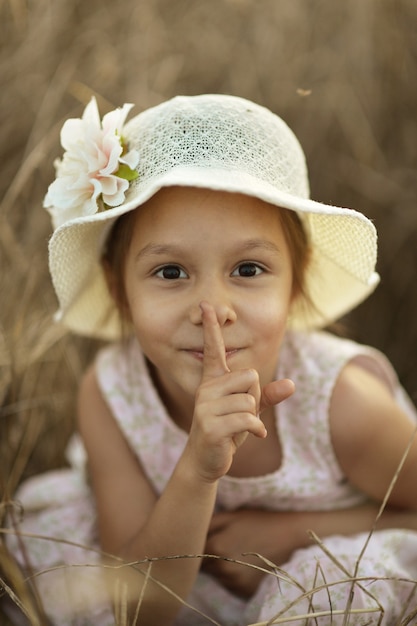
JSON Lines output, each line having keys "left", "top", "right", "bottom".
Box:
{"left": 122, "top": 186, "right": 295, "bottom": 424}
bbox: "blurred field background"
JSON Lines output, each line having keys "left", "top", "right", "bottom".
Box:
{"left": 1, "top": 0, "right": 417, "bottom": 623}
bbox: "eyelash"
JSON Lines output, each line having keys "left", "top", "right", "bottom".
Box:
{"left": 154, "top": 262, "right": 265, "bottom": 280}
{"left": 154, "top": 265, "right": 187, "bottom": 280}
{"left": 231, "top": 263, "right": 265, "bottom": 277}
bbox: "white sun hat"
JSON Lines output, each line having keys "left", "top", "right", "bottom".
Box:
{"left": 45, "top": 93, "right": 379, "bottom": 340}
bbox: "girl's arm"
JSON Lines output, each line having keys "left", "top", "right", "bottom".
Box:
{"left": 204, "top": 503, "right": 417, "bottom": 597}
{"left": 78, "top": 366, "right": 218, "bottom": 624}
{"left": 330, "top": 363, "right": 417, "bottom": 510}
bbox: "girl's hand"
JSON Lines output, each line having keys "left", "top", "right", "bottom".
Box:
{"left": 203, "top": 509, "right": 287, "bottom": 598}
{"left": 203, "top": 508, "right": 312, "bottom": 598}
{"left": 185, "top": 301, "right": 293, "bottom": 483}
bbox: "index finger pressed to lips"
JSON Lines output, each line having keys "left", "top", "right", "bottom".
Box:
{"left": 200, "top": 301, "right": 230, "bottom": 378}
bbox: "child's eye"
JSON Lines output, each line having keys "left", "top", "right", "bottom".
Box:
{"left": 155, "top": 265, "right": 188, "bottom": 280}
{"left": 232, "top": 263, "right": 264, "bottom": 277}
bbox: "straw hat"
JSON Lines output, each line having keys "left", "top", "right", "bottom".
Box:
{"left": 45, "top": 94, "right": 379, "bottom": 339}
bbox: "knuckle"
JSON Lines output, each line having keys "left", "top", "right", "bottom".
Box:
{"left": 244, "top": 393, "right": 257, "bottom": 412}
{"left": 248, "top": 368, "right": 260, "bottom": 383}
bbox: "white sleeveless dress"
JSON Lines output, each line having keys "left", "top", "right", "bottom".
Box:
{"left": 5, "top": 330, "right": 417, "bottom": 625}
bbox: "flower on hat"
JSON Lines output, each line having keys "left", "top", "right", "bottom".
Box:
{"left": 44, "top": 97, "right": 139, "bottom": 229}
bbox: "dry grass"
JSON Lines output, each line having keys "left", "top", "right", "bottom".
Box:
{"left": 1, "top": 0, "right": 417, "bottom": 623}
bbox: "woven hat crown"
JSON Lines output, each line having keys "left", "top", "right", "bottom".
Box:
{"left": 121, "top": 94, "right": 310, "bottom": 207}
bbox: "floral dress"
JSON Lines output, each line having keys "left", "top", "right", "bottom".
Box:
{"left": 5, "top": 330, "right": 417, "bottom": 625}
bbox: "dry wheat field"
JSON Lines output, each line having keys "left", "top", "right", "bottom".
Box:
{"left": 1, "top": 0, "right": 417, "bottom": 624}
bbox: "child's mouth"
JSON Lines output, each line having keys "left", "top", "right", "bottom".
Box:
{"left": 184, "top": 348, "right": 240, "bottom": 361}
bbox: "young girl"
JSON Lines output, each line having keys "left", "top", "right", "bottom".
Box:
{"left": 4, "top": 94, "right": 417, "bottom": 626}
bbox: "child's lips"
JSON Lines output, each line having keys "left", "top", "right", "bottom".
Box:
{"left": 184, "top": 348, "right": 240, "bottom": 361}
{"left": 184, "top": 349, "right": 204, "bottom": 360}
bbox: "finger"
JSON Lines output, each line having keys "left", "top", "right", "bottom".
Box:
{"left": 200, "top": 300, "right": 230, "bottom": 378}
{"left": 260, "top": 379, "right": 295, "bottom": 414}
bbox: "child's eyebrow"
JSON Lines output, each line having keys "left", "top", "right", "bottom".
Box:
{"left": 135, "top": 243, "right": 180, "bottom": 260}
{"left": 239, "top": 239, "right": 283, "bottom": 255}
{"left": 135, "top": 239, "right": 283, "bottom": 261}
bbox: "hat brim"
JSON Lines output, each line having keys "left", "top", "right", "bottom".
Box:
{"left": 49, "top": 164, "right": 379, "bottom": 339}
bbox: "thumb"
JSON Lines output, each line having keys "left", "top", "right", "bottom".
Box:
{"left": 260, "top": 378, "right": 295, "bottom": 414}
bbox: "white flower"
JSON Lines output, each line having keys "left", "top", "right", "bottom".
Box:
{"left": 44, "top": 97, "right": 139, "bottom": 228}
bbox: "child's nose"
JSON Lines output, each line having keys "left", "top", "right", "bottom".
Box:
{"left": 189, "top": 284, "right": 237, "bottom": 326}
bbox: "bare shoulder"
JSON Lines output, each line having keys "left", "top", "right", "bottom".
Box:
{"left": 330, "top": 362, "right": 417, "bottom": 508}
{"left": 77, "top": 363, "right": 127, "bottom": 455}
{"left": 77, "top": 363, "right": 109, "bottom": 433}
{"left": 77, "top": 363, "right": 157, "bottom": 554}
{"left": 329, "top": 362, "right": 400, "bottom": 452}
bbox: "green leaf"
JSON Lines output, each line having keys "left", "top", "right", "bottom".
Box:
{"left": 115, "top": 163, "right": 139, "bottom": 182}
